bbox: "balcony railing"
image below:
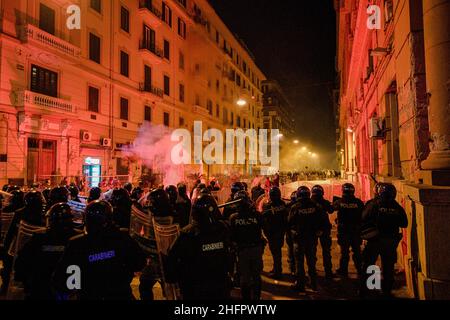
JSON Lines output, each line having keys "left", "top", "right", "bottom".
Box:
{"left": 24, "top": 24, "right": 81, "bottom": 58}
{"left": 193, "top": 105, "right": 211, "bottom": 117}
{"left": 139, "top": 40, "right": 164, "bottom": 58}
{"left": 139, "top": 83, "right": 164, "bottom": 98}
{"left": 138, "top": 0, "right": 162, "bottom": 19}
{"left": 16, "top": 90, "right": 77, "bottom": 113}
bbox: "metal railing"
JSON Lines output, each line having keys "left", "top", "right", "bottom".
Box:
{"left": 16, "top": 90, "right": 77, "bottom": 113}
{"left": 139, "top": 39, "right": 164, "bottom": 58}
{"left": 138, "top": 0, "right": 162, "bottom": 19}
{"left": 139, "top": 83, "right": 164, "bottom": 98}
{"left": 24, "top": 24, "right": 81, "bottom": 57}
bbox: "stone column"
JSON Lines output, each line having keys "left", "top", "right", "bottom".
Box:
{"left": 421, "top": 0, "right": 450, "bottom": 170}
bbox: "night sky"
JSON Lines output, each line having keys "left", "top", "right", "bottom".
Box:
{"left": 209, "top": 0, "right": 337, "bottom": 168}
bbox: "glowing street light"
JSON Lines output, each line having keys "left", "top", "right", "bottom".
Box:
{"left": 236, "top": 99, "right": 247, "bottom": 106}
{"left": 311, "top": 153, "right": 318, "bottom": 158}
{"left": 301, "top": 146, "right": 307, "bottom": 152}
{"left": 276, "top": 133, "right": 284, "bottom": 139}
{"left": 293, "top": 140, "right": 299, "bottom": 144}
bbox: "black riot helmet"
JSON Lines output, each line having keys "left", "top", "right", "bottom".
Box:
{"left": 191, "top": 194, "right": 218, "bottom": 226}
{"left": 199, "top": 188, "right": 211, "bottom": 196}
{"left": 165, "top": 185, "right": 178, "bottom": 203}
{"left": 49, "top": 186, "right": 69, "bottom": 206}
{"left": 379, "top": 183, "right": 397, "bottom": 202}
{"left": 269, "top": 186, "right": 282, "bottom": 202}
{"left": 311, "top": 185, "right": 325, "bottom": 198}
{"left": 42, "top": 187, "right": 52, "bottom": 204}
{"left": 8, "top": 189, "right": 25, "bottom": 210}
{"left": 290, "top": 191, "right": 298, "bottom": 203}
{"left": 233, "top": 190, "right": 253, "bottom": 212}
{"left": 7, "top": 185, "right": 20, "bottom": 193}
{"left": 374, "top": 182, "right": 384, "bottom": 197}
{"left": 88, "top": 187, "right": 102, "bottom": 203}
{"left": 84, "top": 200, "right": 114, "bottom": 234}
{"left": 177, "top": 183, "right": 187, "bottom": 196}
{"left": 197, "top": 183, "right": 207, "bottom": 191}
{"left": 342, "top": 183, "right": 356, "bottom": 197}
{"left": 296, "top": 186, "right": 311, "bottom": 200}
{"left": 110, "top": 188, "right": 131, "bottom": 207}
{"left": 148, "top": 188, "right": 171, "bottom": 216}
{"left": 130, "top": 187, "right": 144, "bottom": 201}
{"left": 123, "top": 182, "right": 133, "bottom": 194}
{"left": 24, "top": 189, "right": 44, "bottom": 208}
{"left": 68, "top": 185, "right": 79, "bottom": 199}
{"left": 46, "top": 202, "right": 73, "bottom": 229}
{"left": 231, "top": 182, "right": 244, "bottom": 195}
{"left": 2, "top": 184, "right": 10, "bottom": 192}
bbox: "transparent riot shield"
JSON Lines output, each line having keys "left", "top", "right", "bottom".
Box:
{"left": 7, "top": 221, "right": 46, "bottom": 300}
{"left": 152, "top": 218, "right": 180, "bottom": 300}
{"left": 0, "top": 212, "right": 14, "bottom": 243}
{"left": 129, "top": 205, "right": 161, "bottom": 281}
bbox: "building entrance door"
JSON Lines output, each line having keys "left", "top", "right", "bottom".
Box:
{"left": 27, "top": 138, "right": 56, "bottom": 185}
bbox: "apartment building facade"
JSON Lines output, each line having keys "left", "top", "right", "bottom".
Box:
{"left": 0, "top": 0, "right": 265, "bottom": 186}
{"left": 335, "top": 0, "right": 450, "bottom": 299}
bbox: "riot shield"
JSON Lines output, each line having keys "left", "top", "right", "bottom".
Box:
{"left": 129, "top": 205, "right": 161, "bottom": 281}
{"left": 7, "top": 221, "right": 46, "bottom": 300}
{"left": 0, "top": 212, "right": 14, "bottom": 243}
{"left": 152, "top": 218, "right": 180, "bottom": 300}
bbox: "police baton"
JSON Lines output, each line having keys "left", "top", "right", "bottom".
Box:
{"left": 217, "top": 198, "right": 242, "bottom": 209}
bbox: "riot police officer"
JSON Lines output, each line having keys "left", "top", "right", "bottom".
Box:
{"left": 360, "top": 184, "right": 408, "bottom": 298}
{"left": 311, "top": 185, "right": 335, "bottom": 279}
{"left": 123, "top": 182, "right": 133, "bottom": 195}
{"left": 333, "top": 183, "right": 364, "bottom": 277}
{"left": 110, "top": 188, "right": 133, "bottom": 229}
{"left": 165, "top": 185, "right": 178, "bottom": 208}
{"left": 222, "top": 182, "right": 244, "bottom": 219}
{"left": 285, "top": 191, "right": 298, "bottom": 275}
{"left": 1, "top": 189, "right": 43, "bottom": 294}
{"left": 147, "top": 188, "right": 175, "bottom": 218}
{"left": 175, "top": 183, "right": 191, "bottom": 228}
{"left": 87, "top": 187, "right": 102, "bottom": 203}
{"left": 68, "top": 185, "right": 81, "bottom": 203}
{"left": 14, "top": 203, "right": 81, "bottom": 299}
{"left": 251, "top": 183, "right": 265, "bottom": 202}
{"left": 53, "top": 200, "right": 146, "bottom": 300}
{"left": 229, "top": 191, "right": 265, "bottom": 300}
{"left": 165, "top": 194, "right": 232, "bottom": 300}
{"left": 47, "top": 186, "right": 69, "bottom": 207}
{"left": 1, "top": 189, "right": 25, "bottom": 214}
{"left": 288, "top": 186, "right": 322, "bottom": 292}
{"left": 262, "top": 186, "right": 288, "bottom": 279}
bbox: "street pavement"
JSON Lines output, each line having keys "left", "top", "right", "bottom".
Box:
{"left": 132, "top": 223, "right": 412, "bottom": 301}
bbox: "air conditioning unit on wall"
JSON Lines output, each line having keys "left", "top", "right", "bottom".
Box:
{"left": 101, "top": 138, "right": 112, "bottom": 147}
{"left": 369, "top": 117, "right": 384, "bottom": 138}
{"left": 81, "top": 130, "right": 92, "bottom": 142}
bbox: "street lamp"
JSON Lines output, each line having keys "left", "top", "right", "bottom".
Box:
{"left": 293, "top": 140, "right": 299, "bottom": 144}
{"left": 276, "top": 133, "right": 284, "bottom": 138}
{"left": 237, "top": 99, "right": 247, "bottom": 106}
